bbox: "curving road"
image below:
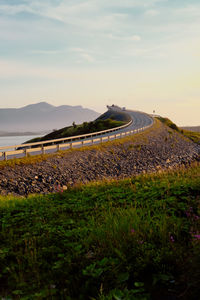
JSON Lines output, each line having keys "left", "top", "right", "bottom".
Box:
{"left": 83, "top": 109, "right": 153, "bottom": 140}
{"left": 0, "top": 109, "right": 154, "bottom": 160}
{"left": 113, "top": 109, "right": 153, "bottom": 132}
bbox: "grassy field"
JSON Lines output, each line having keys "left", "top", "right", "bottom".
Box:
{"left": 0, "top": 162, "right": 199, "bottom": 299}
{"left": 180, "top": 129, "right": 200, "bottom": 145}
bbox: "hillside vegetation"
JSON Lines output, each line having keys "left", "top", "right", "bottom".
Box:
{"left": 157, "top": 117, "right": 200, "bottom": 144}
{"left": 26, "top": 110, "right": 130, "bottom": 144}
{"left": 0, "top": 163, "right": 199, "bottom": 299}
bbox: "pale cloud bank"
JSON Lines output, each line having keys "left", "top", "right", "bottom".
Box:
{"left": 0, "top": 0, "right": 200, "bottom": 125}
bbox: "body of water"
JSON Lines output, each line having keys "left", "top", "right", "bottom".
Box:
{"left": 0, "top": 135, "right": 42, "bottom": 148}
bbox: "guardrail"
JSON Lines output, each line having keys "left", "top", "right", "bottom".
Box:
{"left": 0, "top": 116, "right": 154, "bottom": 161}
{"left": 0, "top": 119, "right": 134, "bottom": 161}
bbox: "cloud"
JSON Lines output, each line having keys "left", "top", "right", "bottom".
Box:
{"left": 70, "top": 48, "right": 95, "bottom": 63}
{"left": 174, "top": 4, "right": 200, "bottom": 17}
{"left": 0, "top": 0, "right": 164, "bottom": 27}
{"left": 80, "top": 53, "right": 95, "bottom": 62}
{"left": 129, "top": 35, "right": 141, "bottom": 41}
{"left": 0, "top": 59, "right": 72, "bottom": 79}
{"left": 107, "top": 34, "right": 141, "bottom": 41}
{"left": 0, "top": 0, "right": 167, "bottom": 17}
{"left": 145, "top": 9, "right": 159, "bottom": 16}
{"left": 31, "top": 49, "right": 66, "bottom": 55}
{"left": 70, "top": 48, "right": 87, "bottom": 53}
{"left": 0, "top": 4, "right": 33, "bottom": 15}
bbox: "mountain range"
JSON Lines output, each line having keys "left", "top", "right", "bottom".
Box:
{"left": 0, "top": 102, "right": 100, "bottom": 133}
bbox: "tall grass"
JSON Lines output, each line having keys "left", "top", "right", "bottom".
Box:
{"left": 0, "top": 162, "right": 199, "bottom": 299}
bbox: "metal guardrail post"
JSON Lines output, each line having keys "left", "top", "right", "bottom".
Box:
{"left": 4, "top": 152, "right": 7, "bottom": 161}
{"left": 42, "top": 145, "right": 45, "bottom": 155}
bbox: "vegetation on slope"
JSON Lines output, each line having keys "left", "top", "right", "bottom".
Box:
{"left": 181, "top": 129, "right": 200, "bottom": 145}
{"left": 156, "top": 117, "right": 200, "bottom": 144}
{"left": 0, "top": 162, "right": 199, "bottom": 299}
{"left": 26, "top": 110, "right": 130, "bottom": 144}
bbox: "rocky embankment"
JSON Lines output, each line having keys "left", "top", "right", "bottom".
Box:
{"left": 0, "top": 122, "right": 199, "bottom": 196}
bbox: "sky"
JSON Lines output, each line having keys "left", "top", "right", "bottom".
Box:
{"left": 0, "top": 0, "right": 200, "bottom": 126}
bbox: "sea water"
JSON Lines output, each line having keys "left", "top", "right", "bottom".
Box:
{"left": 0, "top": 135, "right": 42, "bottom": 148}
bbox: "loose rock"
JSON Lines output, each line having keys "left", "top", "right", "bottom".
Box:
{"left": 0, "top": 123, "right": 199, "bottom": 196}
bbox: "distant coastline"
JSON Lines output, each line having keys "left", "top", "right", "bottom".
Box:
{"left": 0, "top": 131, "right": 49, "bottom": 137}
{"left": 181, "top": 126, "right": 200, "bottom": 132}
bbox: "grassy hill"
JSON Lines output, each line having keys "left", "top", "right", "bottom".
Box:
{"left": 156, "top": 117, "right": 200, "bottom": 144}
{"left": 26, "top": 110, "right": 130, "bottom": 144}
{"left": 0, "top": 162, "right": 199, "bottom": 299}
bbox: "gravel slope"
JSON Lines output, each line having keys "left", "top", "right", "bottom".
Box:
{"left": 0, "top": 122, "right": 199, "bottom": 196}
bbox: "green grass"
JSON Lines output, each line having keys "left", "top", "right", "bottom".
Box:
{"left": 180, "top": 129, "right": 200, "bottom": 144}
{"left": 0, "top": 162, "right": 200, "bottom": 299}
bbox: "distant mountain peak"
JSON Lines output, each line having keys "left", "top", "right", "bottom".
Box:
{"left": 35, "top": 101, "right": 53, "bottom": 106}
{"left": 0, "top": 102, "right": 100, "bottom": 132}
{"left": 22, "top": 102, "right": 54, "bottom": 110}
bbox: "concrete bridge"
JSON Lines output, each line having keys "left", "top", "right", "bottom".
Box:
{"left": 0, "top": 108, "right": 153, "bottom": 161}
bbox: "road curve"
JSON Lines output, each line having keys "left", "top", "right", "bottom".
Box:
{"left": 113, "top": 109, "right": 153, "bottom": 132}
{"left": 85, "top": 109, "right": 153, "bottom": 140}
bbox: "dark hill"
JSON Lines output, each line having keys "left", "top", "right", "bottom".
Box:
{"left": 0, "top": 102, "right": 100, "bottom": 132}
{"left": 97, "top": 110, "right": 131, "bottom": 122}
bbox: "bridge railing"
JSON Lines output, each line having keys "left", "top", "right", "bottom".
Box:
{"left": 0, "top": 116, "right": 154, "bottom": 161}
{"left": 0, "top": 119, "right": 133, "bottom": 160}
